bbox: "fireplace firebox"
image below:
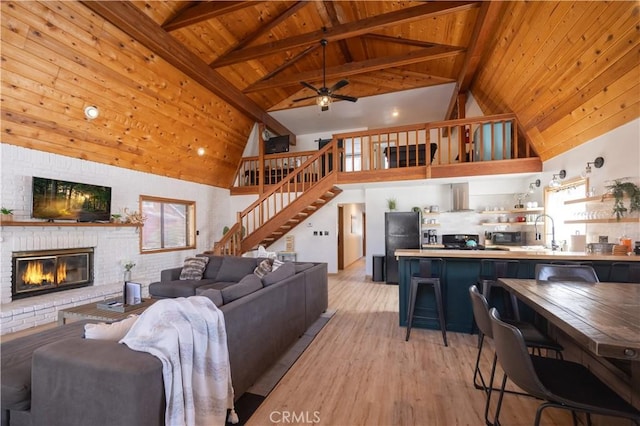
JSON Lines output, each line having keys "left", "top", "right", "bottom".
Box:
{"left": 12, "top": 248, "right": 94, "bottom": 299}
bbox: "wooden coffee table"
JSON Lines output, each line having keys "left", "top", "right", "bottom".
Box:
{"left": 57, "top": 298, "right": 157, "bottom": 325}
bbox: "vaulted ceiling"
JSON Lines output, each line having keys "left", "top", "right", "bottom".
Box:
{"left": 1, "top": 1, "right": 638, "bottom": 188}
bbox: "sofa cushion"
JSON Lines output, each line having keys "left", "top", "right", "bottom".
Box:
{"left": 84, "top": 315, "right": 139, "bottom": 341}
{"left": 149, "top": 279, "right": 216, "bottom": 298}
{"left": 295, "top": 263, "right": 314, "bottom": 273}
{"left": 197, "top": 288, "right": 224, "bottom": 307}
{"left": 215, "top": 256, "right": 258, "bottom": 282}
{"left": 179, "top": 256, "right": 210, "bottom": 280}
{"left": 221, "top": 274, "right": 263, "bottom": 304}
{"left": 262, "top": 262, "right": 295, "bottom": 287}
{"left": 253, "top": 259, "right": 272, "bottom": 278}
{"left": 200, "top": 255, "right": 224, "bottom": 280}
{"left": 1, "top": 320, "right": 89, "bottom": 412}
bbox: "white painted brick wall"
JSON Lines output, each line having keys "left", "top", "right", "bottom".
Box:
{"left": 1, "top": 145, "right": 232, "bottom": 335}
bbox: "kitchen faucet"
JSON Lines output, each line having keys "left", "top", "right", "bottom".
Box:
{"left": 534, "top": 214, "right": 559, "bottom": 251}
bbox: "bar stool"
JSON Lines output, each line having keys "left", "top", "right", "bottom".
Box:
{"left": 477, "top": 259, "right": 520, "bottom": 320}
{"left": 405, "top": 258, "right": 447, "bottom": 346}
{"left": 610, "top": 262, "right": 640, "bottom": 283}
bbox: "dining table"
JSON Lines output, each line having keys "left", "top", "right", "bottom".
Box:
{"left": 497, "top": 278, "right": 640, "bottom": 411}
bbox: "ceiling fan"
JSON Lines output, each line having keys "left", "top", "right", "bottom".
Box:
{"left": 292, "top": 39, "right": 358, "bottom": 111}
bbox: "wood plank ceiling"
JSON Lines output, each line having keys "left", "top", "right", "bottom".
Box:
{"left": 1, "top": 1, "right": 638, "bottom": 188}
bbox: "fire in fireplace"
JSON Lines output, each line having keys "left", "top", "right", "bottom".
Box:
{"left": 12, "top": 248, "right": 94, "bottom": 299}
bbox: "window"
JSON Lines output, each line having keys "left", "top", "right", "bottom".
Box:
{"left": 140, "top": 196, "right": 195, "bottom": 253}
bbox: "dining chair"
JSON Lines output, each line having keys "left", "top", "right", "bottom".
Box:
{"left": 489, "top": 308, "right": 640, "bottom": 426}
{"left": 535, "top": 264, "right": 599, "bottom": 282}
{"left": 469, "top": 286, "right": 563, "bottom": 426}
{"left": 477, "top": 259, "right": 521, "bottom": 320}
{"left": 406, "top": 258, "right": 447, "bottom": 346}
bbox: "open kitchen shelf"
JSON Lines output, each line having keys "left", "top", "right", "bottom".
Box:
{"left": 565, "top": 218, "right": 640, "bottom": 224}
{"left": 564, "top": 194, "right": 614, "bottom": 205}
{"left": 1, "top": 221, "right": 141, "bottom": 228}
{"left": 480, "top": 207, "right": 544, "bottom": 214}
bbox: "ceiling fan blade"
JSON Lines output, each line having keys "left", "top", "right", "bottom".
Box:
{"left": 329, "top": 79, "right": 349, "bottom": 93}
{"left": 330, "top": 94, "right": 358, "bottom": 102}
{"left": 292, "top": 95, "right": 319, "bottom": 102}
{"left": 300, "top": 81, "right": 319, "bottom": 93}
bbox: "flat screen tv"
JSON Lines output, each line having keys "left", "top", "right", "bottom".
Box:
{"left": 32, "top": 177, "right": 112, "bottom": 222}
{"left": 265, "top": 135, "right": 290, "bottom": 154}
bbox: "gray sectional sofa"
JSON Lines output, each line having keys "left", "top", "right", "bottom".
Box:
{"left": 1, "top": 255, "right": 328, "bottom": 426}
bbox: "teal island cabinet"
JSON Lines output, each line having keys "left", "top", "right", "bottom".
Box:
{"left": 396, "top": 249, "right": 640, "bottom": 334}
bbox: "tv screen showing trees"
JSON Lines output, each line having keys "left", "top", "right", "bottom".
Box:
{"left": 32, "top": 177, "right": 112, "bottom": 222}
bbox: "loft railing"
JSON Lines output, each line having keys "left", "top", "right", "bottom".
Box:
{"left": 332, "top": 113, "right": 532, "bottom": 173}
{"left": 232, "top": 114, "right": 537, "bottom": 191}
{"left": 215, "top": 143, "right": 337, "bottom": 255}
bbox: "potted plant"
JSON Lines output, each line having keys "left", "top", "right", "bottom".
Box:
{"left": 605, "top": 178, "right": 640, "bottom": 220}
{"left": 110, "top": 213, "right": 123, "bottom": 223}
{"left": 1, "top": 207, "right": 14, "bottom": 222}
{"left": 387, "top": 198, "right": 397, "bottom": 211}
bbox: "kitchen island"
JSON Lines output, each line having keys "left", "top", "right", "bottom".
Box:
{"left": 396, "top": 249, "right": 640, "bottom": 333}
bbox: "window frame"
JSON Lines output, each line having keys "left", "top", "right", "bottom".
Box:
{"left": 139, "top": 195, "right": 196, "bottom": 254}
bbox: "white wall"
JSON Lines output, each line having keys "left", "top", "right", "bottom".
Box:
{"left": 542, "top": 118, "right": 640, "bottom": 244}
{"left": 0, "top": 144, "right": 229, "bottom": 333}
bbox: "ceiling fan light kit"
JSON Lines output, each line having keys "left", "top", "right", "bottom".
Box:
{"left": 293, "top": 39, "right": 358, "bottom": 112}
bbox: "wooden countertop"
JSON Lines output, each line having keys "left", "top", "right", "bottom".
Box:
{"left": 395, "top": 249, "right": 640, "bottom": 262}
{"left": 498, "top": 278, "right": 640, "bottom": 360}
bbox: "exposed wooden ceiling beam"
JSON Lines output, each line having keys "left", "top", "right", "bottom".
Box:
{"left": 212, "top": 1, "right": 479, "bottom": 68}
{"left": 257, "top": 45, "right": 321, "bottom": 83}
{"left": 362, "top": 33, "right": 439, "bottom": 49}
{"left": 445, "top": 1, "right": 504, "bottom": 119}
{"left": 321, "top": 1, "right": 353, "bottom": 63}
{"left": 83, "top": 1, "right": 295, "bottom": 142}
{"left": 163, "top": 1, "right": 263, "bottom": 32}
{"left": 220, "top": 1, "right": 308, "bottom": 58}
{"left": 244, "top": 45, "right": 464, "bottom": 93}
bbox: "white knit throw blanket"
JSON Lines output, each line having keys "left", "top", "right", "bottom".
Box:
{"left": 121, "top": 296, "right": 236, "bottom": 426}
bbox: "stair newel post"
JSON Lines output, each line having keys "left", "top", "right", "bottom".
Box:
{"left": 258, "top": 123, "right": 266, "bottom": 195}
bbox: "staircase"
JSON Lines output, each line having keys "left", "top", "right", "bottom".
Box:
{"left": 212, "top": 143, "right": 341, "bottom": 256}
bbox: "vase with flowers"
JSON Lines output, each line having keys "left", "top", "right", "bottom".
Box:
{"left": 122, "top": 260, "right": 136, "bottom": 282}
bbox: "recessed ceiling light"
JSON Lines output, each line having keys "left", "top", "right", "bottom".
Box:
{"left": 392, "top": 110, "right": 399, "bottom": 117}
{"left": 197, "top": 147, "right": 205, "bottom": 156}
{"left": 84, "top": 106, "right": 99, "bottom": 120}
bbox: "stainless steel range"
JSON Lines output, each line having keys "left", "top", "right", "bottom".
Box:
{"left": 441, "top": 234, "right": 484, "bottom": 250}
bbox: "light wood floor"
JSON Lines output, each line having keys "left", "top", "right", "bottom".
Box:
{"left": 247, "top": 258, "right": 573, "bottom": 426}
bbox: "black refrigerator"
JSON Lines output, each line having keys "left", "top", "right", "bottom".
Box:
{"left": 385, "top": 211, "right": 421, "bottom": 284}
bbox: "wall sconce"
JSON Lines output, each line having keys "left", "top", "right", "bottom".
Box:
{"left": 549, "top": 170, "right": 566, "bottom": 188}
{"left": 528, "top": 179, "right": 541, "bottom": 193}
{"left": 581, "top": 156, "right": 604, "bottom": 177}
{"left": 84, "top": 106, "right": 99, "bottom": 120}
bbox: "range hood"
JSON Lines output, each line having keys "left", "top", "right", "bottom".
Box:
{"left": 450, "top": 183, "right": 471, "bottom": 212}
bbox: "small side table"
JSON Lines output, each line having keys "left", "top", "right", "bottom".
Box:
{"left": 277, "top": 251, "right": 296, "bottom": 262}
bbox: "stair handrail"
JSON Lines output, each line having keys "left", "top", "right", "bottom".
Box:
{"left": 213, "top": 142, "right": 337, "bottom": 255}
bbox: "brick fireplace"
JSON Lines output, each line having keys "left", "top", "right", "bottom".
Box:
{"left": 12, "top": 248, "right": 94, "bottom": 299}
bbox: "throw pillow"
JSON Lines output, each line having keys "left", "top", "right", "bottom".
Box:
{"left": 84, "top": 315, "right": 139, "bottom": 341}
{"left": 262, "top": 261, "right": 295, "bottom": 287}
{"left": 179, "top": 256, "right": 210, "bottom": 280}
{"left": 271, "top": 259, "right": 284, "bottom": 271}
{"left": 253, "top": 259, "right": 272, "bottom": 278}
